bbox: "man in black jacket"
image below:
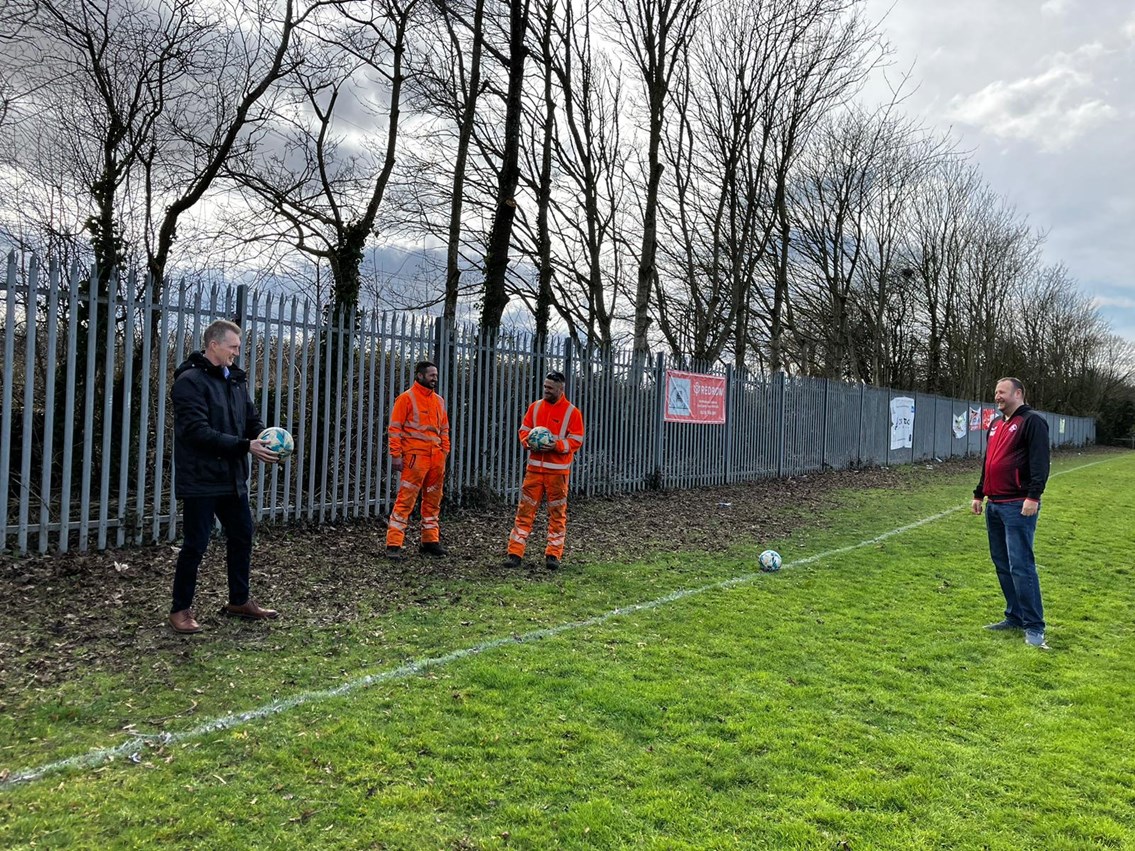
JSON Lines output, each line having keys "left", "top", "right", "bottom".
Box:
{"left": 168, "top": 320, "right": 281, "bottom": 634}
{"left": 971, "top": 377, "right": 1051, "bottom": 649}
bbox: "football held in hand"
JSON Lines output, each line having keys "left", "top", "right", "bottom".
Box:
{"left": 259, "top": 426, "right": 295, "bottom": 460}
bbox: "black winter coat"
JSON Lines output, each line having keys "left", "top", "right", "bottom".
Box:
{"left": 172, "top": 352, "right": 265, "bottom": 499}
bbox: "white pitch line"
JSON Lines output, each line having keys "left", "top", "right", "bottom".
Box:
{"left": 0, "top": 455, "right": 1117, "bottom": 791}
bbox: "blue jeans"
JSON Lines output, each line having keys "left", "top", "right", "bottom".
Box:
{"left": 985, "top": 499, "right": 1044, "bottom": 632}
{"left": 171, "top": 495, "right": 254, "bottom": 613}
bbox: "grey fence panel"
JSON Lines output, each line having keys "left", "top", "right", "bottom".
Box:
{"left": 0, "top": 254, "right": 1103, "bottom": 555}
{"left": 330, "top": 313, "right": 347, "bottom": 521}
{"left": 59, "top": 265, "right": 81, "bottom": 551}
{"left": 77, "top": 269, "right": 99, "bottom": 550}
{"left": 931, "top": 395, "right": 957, "bottom": 460}
{"left": 785, "top": 376, "right": 826, "bottom": 476}
{"left": 114, "top": 272, "right": 136, "bottom": 547}
{"left": 16, "top": 260, "right": 38, "bottom": 552}
{"left": 249, "top": 290, "right": 267, "bottom": 520}
{"left": 824, "top": 383, "right": 859, "bottom": 471}
{"left": 361, "top": 311, "right": 377, "bottom": 518}
{"left": 0, "top": 256, "right": 14, "bottom": 552}
{"left": 909, "top": 392, "right": 932, "bottom": 462}
{"left": 729, "top": 372, "right": 776, "bottom": 482}
{"left": 95, "top": 277, "right": 116, "bottom": 549}
{"left": 38, "top": 262, "right": 61, "bottom": 553}
{"left": 269, "top": 297, "right": 287, "bottom": 520}
{"left": 133, "top": 278, "right": 154, "bottom": 544}
{"left": 856, "top": 387, "right": 886, "bottom": 467}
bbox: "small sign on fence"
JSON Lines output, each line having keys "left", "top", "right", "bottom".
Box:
{"left": 889, "top": 396, "right": 915, "bottom": 450}
{"left": 663, "top": 370, "right": 727, "bottom": 424}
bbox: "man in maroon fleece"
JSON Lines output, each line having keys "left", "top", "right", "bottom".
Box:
{"left": 971, "top": 377, "right": 1051, "bottom": 649}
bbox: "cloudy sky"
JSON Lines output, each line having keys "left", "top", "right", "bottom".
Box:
{"left": 863, "top": 0, "right": 1135, "bottom": 342}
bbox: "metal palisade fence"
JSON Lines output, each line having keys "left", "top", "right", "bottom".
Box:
{"left": 1, "top": 254, "right": 1097, "bottom": 555}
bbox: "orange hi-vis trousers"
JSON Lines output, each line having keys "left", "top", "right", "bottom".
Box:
{"left": 508, "top": 470, "right": 569, "bottom": 558}
{"left": 386, "top": 452, "right": 445, "bottom": 547}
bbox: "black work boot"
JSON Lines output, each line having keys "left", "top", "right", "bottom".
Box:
{"left": 419, "top": 541, "right": 448, "bottom": 558}
{"left": 545, "top": 555, "right": 561, "bottom": 570}
{"left": 386, "top": 546, "right": 404, "bottom": 561}
{"left": 501, "top": 553, "right": 522, "bottom": 569}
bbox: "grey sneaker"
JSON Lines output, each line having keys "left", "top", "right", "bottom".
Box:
{"left": 984, "top": 619, "right": 1023, "bottom": 631}
{"left": 1024, "top": 630, "right": 1050, "bottom": 649}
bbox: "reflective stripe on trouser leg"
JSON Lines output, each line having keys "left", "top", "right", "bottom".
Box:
{"left": 419, "top": 456, "right": 446, "bottom": 544}
{"left": 544, "top": 474, "right": 569, "bottom": 557}
{"left": 386, "top": 461, "right": 426, "bottom": 548}
{"left": 508, "top": 472, "right": 546, "bottom": 557}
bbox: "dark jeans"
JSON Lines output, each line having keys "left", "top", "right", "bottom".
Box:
{"left": 985, "top": 499, "right": 1044, "bottom": 632}
{"left": 171, "top": 494, "right": 253, "bottom": 613}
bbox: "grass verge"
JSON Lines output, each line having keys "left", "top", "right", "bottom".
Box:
{"left": 2, "top": 452, "right": 1133, "bottom": 849}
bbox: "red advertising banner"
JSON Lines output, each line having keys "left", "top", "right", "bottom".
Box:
{"left": 664, "top": 370, "right": 727, "bottom": 424}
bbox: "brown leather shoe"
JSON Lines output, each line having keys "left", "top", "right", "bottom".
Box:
{"left": 168, "top": 609, "right": 203, "bottom": 634}
{"left": 221, "top": 600, "right": 279, "bottom": 620}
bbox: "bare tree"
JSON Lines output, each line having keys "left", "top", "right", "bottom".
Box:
{"left": 653, "top": 0, "right": 791, "bottom": 365}
{"left": 788, "top": 105, "right": 941, "bottom": 380}
{"left": 904, "top": 158, "right": 983, "bottom": 393}
{"left": 407, "top": 0, "right": 491, "bottom": 324}
{"left": 0, "top": 1, "right": 39, "bottom": 133}
{"left": 13, "top": 0, "right": 209, "bottom": 282}
{"left": 855, "top": 128, "right": 954, "bottom": 387}
{"left": 143, "top": 0, "right": 318, "bottom": 289}
{"left": 513, "top": 0, "right": 558, "bottom": 342}
{"left": 6, "top": 0, "right": 323, "bottom": 296}
{"left": 509, "top": 0, "right": 629, "bottom": 347}
{"left": 611, "top": 0, "right": 703, "bottom": 365}
{"left": 478, "top": 0, "right": 532, "bottom": 337}
{"left": 224, "top": 0, "right": 420, "bottom": 318}
{"left": 756, "top": 0, "right": 883, "bottom": 373}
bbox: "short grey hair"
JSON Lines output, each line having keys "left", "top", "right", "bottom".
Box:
{"left": 203, "top": 319, "right": 242, "bottom": 347}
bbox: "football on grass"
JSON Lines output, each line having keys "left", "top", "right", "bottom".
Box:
{"left": 758, "top": 549, "right": 782, "bottom": 572}
{"left": 259, "top": 426, "right": 294, "bottom": 460}
{"left": 527, "top": 426, "right": 556, "bottom": 451}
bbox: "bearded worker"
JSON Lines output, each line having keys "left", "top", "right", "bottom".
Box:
{"left": 386, "top": 361, "right": 451, "bottom": 560}
{"left": 502, "top": 371, "right": 585, "bottom": 570}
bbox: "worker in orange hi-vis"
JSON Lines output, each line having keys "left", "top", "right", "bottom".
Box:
{"left": 386, "top": 361, "right": 450, "bottom": 560}
{"left": 502, "top": 371, "right": 585, "bottom": 570}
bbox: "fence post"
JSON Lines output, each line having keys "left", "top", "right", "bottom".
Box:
{"left": 820, "top": 377, "right": 830, "bottom": 470}
{"left": 910, "top": 394, "right": 917, "bottom": 465}
{"left": 1, "top": 254, "right": 18, "bottom": 553}
{"left": 563, "top": 336, "right": 574, "bottom": 395}
{"left": 856, "top": 382, "right": 865, "bottom": 467}
{"left": 653, "top": 352, "right": 665, "bottom": 488}
{"left": 724, "top": 363, "right": 734, "bottom": 484}
{"left": 775, "top": 371, "right": 787, "bottom": 478}
{"left": 234, "top": 284, "right": 247, "bottom": 328}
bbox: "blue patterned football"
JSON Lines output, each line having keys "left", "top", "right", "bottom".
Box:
{"left": 527, "top": 426, "right": 556, "bottom": 451}
{"left": 758, "top": 549, "right": 782, "bottom": 572}
{"left": 259, "top": 426, "right": 294, "bottom": 459}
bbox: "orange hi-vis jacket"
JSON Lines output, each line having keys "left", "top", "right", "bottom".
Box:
{"left": 388, "top": 382, "right": 450, "bottom": 459}
{"left": 518, "top": 395, "right": 584, "bottom": 475}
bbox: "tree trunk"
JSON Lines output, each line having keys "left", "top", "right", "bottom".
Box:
{"left": 479, "top": 0, "right": 530, "bottom": 338}
{"left": 443, "top": 0, "right": 486, "bottom": 326}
